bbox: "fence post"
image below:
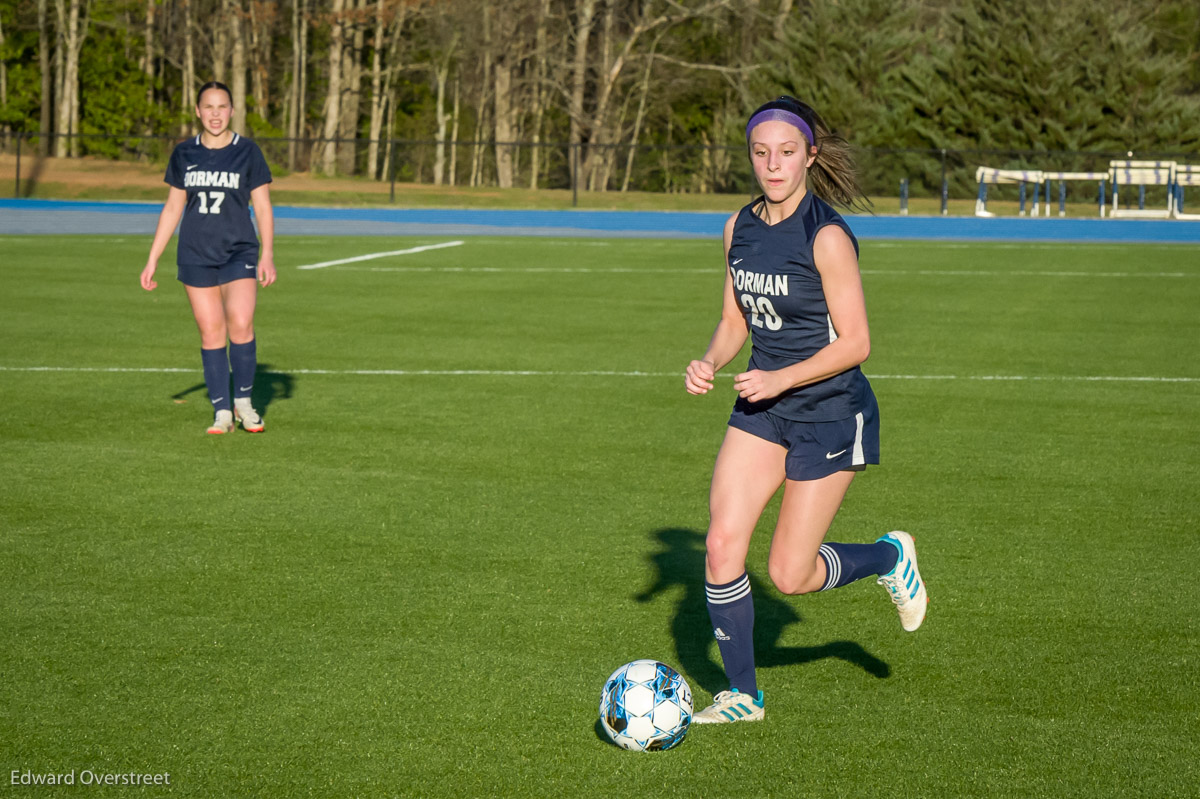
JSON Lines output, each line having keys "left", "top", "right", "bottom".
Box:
{"left": 940, "top": 148, "right": 948, "bottom": 215}
{"left": 899, "top": 177, "right": 908, "bottom": 216}
{"left": 14, "top": 133, "right": 20, "bottom": 198}
{"left": 571, "top": 143, "right": 578, "bottom": 208}
{"left": 389, "top": 139, "right": 396, "bottom": 203}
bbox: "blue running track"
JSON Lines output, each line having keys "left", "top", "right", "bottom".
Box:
{"left": 3, "top": 198, "right": 1200, "bottom": 242}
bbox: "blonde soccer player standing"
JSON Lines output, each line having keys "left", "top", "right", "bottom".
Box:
{"left": 141, "top": 81, "right": 275, "bottom": 434}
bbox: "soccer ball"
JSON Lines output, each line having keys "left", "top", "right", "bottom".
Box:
{"left": 598, "top": 659, "right": 692, "bottom": 751}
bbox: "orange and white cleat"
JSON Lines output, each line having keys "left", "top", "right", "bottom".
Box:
{"left": 233, "top": 398, "right": 264, "bottom": 433}
{"left": 206, "top": 409, "right": 235, "bottom": 435}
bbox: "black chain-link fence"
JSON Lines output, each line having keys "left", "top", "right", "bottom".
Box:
{"left": 3, "top": 131, "right": 1198, "bottom": 215}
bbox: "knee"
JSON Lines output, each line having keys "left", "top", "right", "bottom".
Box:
{"left": 226, "top": 319, "right": 254, "bottom": 343}
{"left": 705, "top": 526, "right": 747, "bottom": 580}
{"left": 196, "top": 322, "right": 227, "bottom": 350}
{"left": 767, "top": 555, "right": 821, "bottom": 596}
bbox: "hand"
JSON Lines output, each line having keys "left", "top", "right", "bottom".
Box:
{"left": 140, "top": 261, "right": 158, "bottom": 291}
{"left": 257, "top": 257, "right": 277, "bottom": 287}
{"left": 685, "top": 359, "right": 716, "bottom": 395}
{"left": 733, "top": 369, "right": 788, "bottom": 402}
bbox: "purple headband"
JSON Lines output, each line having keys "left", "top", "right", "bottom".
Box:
{"left": 745, "top": 109, "right": 815, "bottom": 148}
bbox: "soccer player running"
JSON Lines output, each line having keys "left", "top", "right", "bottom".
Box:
{"left": 684, "top": 97, "right": 927, "bottom": 724}
{"left": 141, "top": 81, "right": 276, "bottom": 434}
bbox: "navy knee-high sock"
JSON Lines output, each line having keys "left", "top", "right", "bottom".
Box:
{"left": 200, "top": 347, "right": 231, "bottom": 412}
{"left": 817, "top": 542, "right": 900, "bottom": 591}
{"left": 229, "top": 339, "right": 257, "bottom": 400}
{"left": 706, "top": 572, "right": 756, "bottom": 695}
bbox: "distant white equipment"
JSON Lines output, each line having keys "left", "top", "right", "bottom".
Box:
{"left": 974, "top": 168, "right": 1043, "bottom": 217}
{"left": 1039, "top": 172, "right": 1108, "bottom": 217}
{"left": 1172, "top": 163, "right": 1200, "bottom": 220}
{"left": 1109, "top": 160, "right": 1175, "bottom": 218}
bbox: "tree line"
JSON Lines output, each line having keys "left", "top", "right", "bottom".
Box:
{"left": 2, "top": 0, "right": 1199, "bottom": 194}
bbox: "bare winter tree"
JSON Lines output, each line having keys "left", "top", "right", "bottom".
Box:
{"left": 53, "top": 0, "right": 89, "bottom": 157}
{"left": 0, "top": 11, "right": 8, "bottom": 137}
{"left": 421, "top": 0, "right": 462, "bottom": 186}
{"left": 336, "top": 0, "right": 369, "bottom": 175}
{"left": 285, "top": 0, "right": 308, "bottom": 168}
{"left": 181, "top": 0, "right": 197, "bottom": 135}
{"left": 565, "top": 0, "right": 598, "bottom": 188}
{"left": 38, "top": 0, "right": 52, "bottom": 154}
{"left": 319, "top": 0, "right": 347, "bottom": 175}
{"left": 366, "top": 0, "right": 410, "bottom": 179}
{"left": 228, "top": 0, "right": 248, "bottom": 133}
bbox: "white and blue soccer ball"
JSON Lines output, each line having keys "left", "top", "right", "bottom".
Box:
{"left": 599, "top": 659, "right": 692, "bottom": 751}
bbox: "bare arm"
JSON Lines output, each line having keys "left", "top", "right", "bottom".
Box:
{"left": 250, "top": 183, "right": 276, "bottom": 287}
{"left": 685, "top": 214, "right": 751, "bottom": 395}
{"left": 140, "top": 187, "right": 187, "bottom": 291}
{"left": 733, "top": 224, "right": 870, "bottom": 402}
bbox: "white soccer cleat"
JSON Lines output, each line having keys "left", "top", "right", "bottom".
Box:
{"left": 233, "top": 399, "right": 264, "bottom": 433}
{"left": 691, "top": 689, "right": 764, "bottom": 724}
{"left": 876, "top": 530, "right": 927, "bottom": 631}
{"left": 206, "top": 409, "right": 234, "bottom": 435}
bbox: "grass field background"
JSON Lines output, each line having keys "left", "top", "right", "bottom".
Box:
{"left": 1, "top": 232, "right": 1198, "bottom": 797}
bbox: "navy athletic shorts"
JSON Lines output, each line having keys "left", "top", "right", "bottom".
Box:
{"left": 177, "top": 259, "right": 258, "bottom": 288}
{"left": 728, "top": 393, "right": 880, "bottom": 481}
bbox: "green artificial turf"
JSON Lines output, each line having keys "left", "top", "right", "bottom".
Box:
{"left": 1, "top": 234, "right": 1197, "bottom": 797}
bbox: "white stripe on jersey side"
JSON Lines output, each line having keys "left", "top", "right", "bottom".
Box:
{"left": 706, "top": 574, "right": 751, "bottom": 604}
{"left": 818, "top": 544, "right": 841, "bottom": 591}
{"left": 827, "top": 313, "right": 838, "bottom": 343}
{"left": 853, "top": 412, "right": 865, "bottom": 466}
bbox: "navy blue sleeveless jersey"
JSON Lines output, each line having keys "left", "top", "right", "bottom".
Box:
{"left": 163, "top": 133, "right": 272, "bottom": 267}
{"left": 728, "top": 193, "right": 875, "bottom": 422}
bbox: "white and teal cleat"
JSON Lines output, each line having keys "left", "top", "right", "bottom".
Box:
{"left": 877, "top": 530, "right": 928, "bottom": 631}
{"left": 692, "top": 688, "right": 765, "bottom": 724}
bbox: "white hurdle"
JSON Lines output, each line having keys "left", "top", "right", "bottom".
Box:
{"left": 1109, "top": 160, "right": 1176, "bottom": 218}
{"left": 1172, "top": 164, "right": 1200, "bottom": 220}
{"left": 975, "top": 167, "right": 1044, "bottom": 217}
{"left": 1039, "top": 172, "right": 1108, "bottom": 217}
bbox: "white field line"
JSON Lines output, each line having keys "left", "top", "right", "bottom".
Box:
{"left": 1, "top": 366, "right": 1196, "bottom": 383}
{"left": 860, "top": 269, "right": 1194, "bottom": 278}
{"left": 353, "top": 266, "right": 711, "bottom": 274}
{"left": 295, "top": 240, "right": 465, "bottom": 270}
{"left": 328, "top": 264, "right": 1195, "bottom": 278}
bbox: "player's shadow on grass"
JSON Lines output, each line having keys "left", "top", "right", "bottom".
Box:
{"left": 171, "top": 363, "right": 295, "bottom": 416}
{"left": 635, "top": 527, "right": 890, "bottom": 695}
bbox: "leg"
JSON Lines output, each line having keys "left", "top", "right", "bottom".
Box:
{"left": 185, "top": 285, "right": 232, "bottom": 423}
{"left": 221, "top": 279, "right": 265, "bottom": 431}
{"left": 184, "top": 284, "right": 229, "bottom": 349}
{"left": 220, "top": 277, "right": 258, "bottom": 345}
{"left": 767, "top": 470, "right": 857, "bottom": 595}
{"left": 706, "top": 426, "right": 786, "bottom": 583}
{"left": 699, "top": 427, "right": 785, "bottom": 711}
